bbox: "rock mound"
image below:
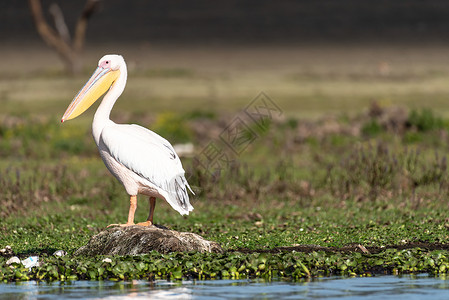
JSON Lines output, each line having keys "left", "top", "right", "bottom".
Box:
{"left": 74, "top": 225, "right": 223, "bottom": 256}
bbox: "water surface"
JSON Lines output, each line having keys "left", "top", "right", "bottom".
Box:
{"left": 1, "top": 274, "right": 449, "bottom": 299}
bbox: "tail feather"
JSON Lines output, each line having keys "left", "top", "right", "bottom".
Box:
{"left": 161, "top": 173, "right": 194, "bottom": 215}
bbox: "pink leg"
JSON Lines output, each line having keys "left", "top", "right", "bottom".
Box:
{"left": 107, "top": 195, "right": 137, "bottom": 227}
{"left": 137, "top": 197, "right": 156, "bottom": 226}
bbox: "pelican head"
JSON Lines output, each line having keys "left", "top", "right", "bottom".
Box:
{"left": 61, "top": 55, "right": 125, "bottom": 122}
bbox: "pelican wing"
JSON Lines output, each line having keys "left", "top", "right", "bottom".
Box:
{"left": 100, "top": 123, "right": 193, "bottom": 214}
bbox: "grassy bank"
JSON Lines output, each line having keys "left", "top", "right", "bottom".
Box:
{"left": 2, "top": 103, "right": 449, "bottom": 281}
{"left": 2, "top": 44, "right": 449, "bottom": 281}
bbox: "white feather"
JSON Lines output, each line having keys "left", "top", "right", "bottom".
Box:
{"left": 100, "top": 123, "right": 194, "bottom": 215}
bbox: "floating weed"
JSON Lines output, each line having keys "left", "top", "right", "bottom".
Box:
{"left": 4, "top": 249, "right": 449, "bottom": 282}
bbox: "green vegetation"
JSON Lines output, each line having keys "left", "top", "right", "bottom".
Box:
{"left": 2, "top": 104, "right": 449, "bottom": 282}
{"left": 4, "top": 248, "right": 449, "bottom": 281}
{"left": 408, "top": 108, "right": 444, "bottom": 132}
{"left": 3, "top": 45, "right": 449, "bottom": 282}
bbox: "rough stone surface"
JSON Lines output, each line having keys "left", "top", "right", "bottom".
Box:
{"left": 74, "top": 225, "right": 223, "bottom": 256}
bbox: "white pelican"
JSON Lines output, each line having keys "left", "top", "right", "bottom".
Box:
{"left": 61, "top": 54, "right": 194, "bottom": 227}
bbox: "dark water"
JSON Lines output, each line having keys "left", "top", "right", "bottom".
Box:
{"left": 1, "top": 274, "right": 449, "bottom": 299}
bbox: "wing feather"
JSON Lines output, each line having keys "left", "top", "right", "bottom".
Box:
{"left": 100, "top": 123, "right": 193, "bottom": 214}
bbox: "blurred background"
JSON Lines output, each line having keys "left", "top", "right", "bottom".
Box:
{"left": 3, "top": 0, "right": 449, "bottom": 119}
{"left": 4, "top": 1, "right": 449, "bottom": 44}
